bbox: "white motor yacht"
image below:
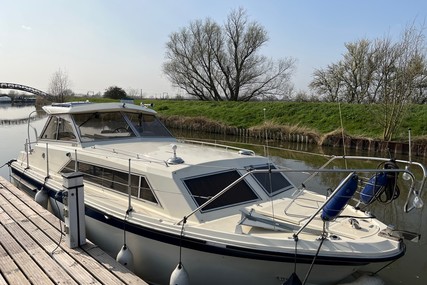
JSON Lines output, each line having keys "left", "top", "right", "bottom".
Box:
{"left": 9, "top": 101, "right": 426, "bottom": 285}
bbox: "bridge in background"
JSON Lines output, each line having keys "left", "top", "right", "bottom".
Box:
{"left": 0, "top": 82, "right": 50, "bottom": 97}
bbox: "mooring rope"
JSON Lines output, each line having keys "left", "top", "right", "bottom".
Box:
{"left": 178, "top": 216, "right": 187, "bottom": 268}
{"left": 302, "top": 224, "right": 328, "bottom": 285}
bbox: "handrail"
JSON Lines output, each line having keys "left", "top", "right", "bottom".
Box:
{"left": 181, "top": 139, "right": 255, "bottom": 156}
{"left": 323, "top": 155, "right": 426, "bottom": 181}
{"left": 303, "top": 155, "right": 427, "bottom": 184}
{"left": 25, "top": 110, "right": 38, "bottom": 168}
{"left": 91, "top": 145, "right": 169, "bottom": 166}
{"left": 302, "top": 155, "right": 426, "bottom": 212}
{"left": 26, "top": 110, "right": 37, "bottom": 153}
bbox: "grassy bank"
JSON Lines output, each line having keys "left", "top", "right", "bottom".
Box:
{"left": 77, "top": 97, "right": 427, "bottom": 142}
{"left": 142, "top": 100, "right": 427, "bottom": 142}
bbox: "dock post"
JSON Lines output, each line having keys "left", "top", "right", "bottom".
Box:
{"left": 62, "top": 172, "right": 86, "bottom": 248}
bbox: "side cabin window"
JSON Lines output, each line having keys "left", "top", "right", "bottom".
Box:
{"left": 125, "top": 112, "right": 172, "bottom": 137}
{"left": 40, "top": 115, "right": 76, "bottom": 141}
{"left": 61, "top": 160, "right": 159, "bottom": 205}
{"left": 73, "top": 112, "right": 136, "bottom": 142}
{"left": 183, "top": 170, "right": 259, "bottom": 212}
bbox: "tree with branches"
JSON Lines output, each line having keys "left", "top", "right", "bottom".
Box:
{"left": 48, "top": 68, "right": 70, "bottom": 103}
{"left": 163, "top": 8, "right": 296, "bottom": 101}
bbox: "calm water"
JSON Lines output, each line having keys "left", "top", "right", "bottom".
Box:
{"left": 0, "top": 105, "right": 426, "bottom": 284}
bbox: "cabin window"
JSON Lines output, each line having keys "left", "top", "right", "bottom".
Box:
{"left": 248, "top": 164, "right": 292, "bottom": 196}
{"left": 40, "top": 115, "right": 76, "bottom": 141}
{"left": 61, "top": 160, "right": 159, "bottom": 204}
{"left": 125, "top": 112, "right": 172, "bottom": 137}
{"left": 183, "top": 170, "right": 259, "bottom": 212}
{"left": 73, "top": 112, "right": 136, "bottom": 142}
{"left": 140, "top": 177, "right": 157, "bottom": 203}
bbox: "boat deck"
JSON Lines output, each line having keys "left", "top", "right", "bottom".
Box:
{"left": 0, "top": 176, "right": 147, "bottom": 285}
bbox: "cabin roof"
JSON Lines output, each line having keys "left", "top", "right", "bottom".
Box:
{"left": 43, "top": 101, "right": 156, "bottom": 115}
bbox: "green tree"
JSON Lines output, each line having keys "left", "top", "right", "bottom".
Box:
{"left": 104, "top": 86, "right": 127, "bottom": 99}
{"left": 163, "top": 7, "right": 295, "bottom": 101}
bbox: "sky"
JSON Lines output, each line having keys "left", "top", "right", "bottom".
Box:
{"left": 1, "top": 0, "right": 427, "bottom": 98}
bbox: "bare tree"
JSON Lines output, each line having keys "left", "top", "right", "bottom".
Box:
{"left": 339, "top": 39, "right": 377, "bottom": 103}
{"left": 412, "top": 72, "right": 427, "bottom": 103}
{"left": 163, "top": 7, "right": 295, "bottom": 101}
{"left": 311, "top": 39, "right": 378, "bottom": 103}
{"left": 310, "top": 63, "right": 343, "bottom": 102}
{"left": 375, "top": 25, "right": 427, "bottom": 140}
{"left": 48, "top": 68, "right": 70, "bottom": 102}
{"left": 126, "top": 88, "right": 140, "bottom": 98}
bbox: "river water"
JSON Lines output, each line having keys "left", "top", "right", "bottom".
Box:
{"left": 0, "top": 104, "right": 426, "bottom": 285}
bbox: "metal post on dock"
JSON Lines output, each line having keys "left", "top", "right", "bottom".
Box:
{"left": 25, "top": 139, "right": 30, "bottom": 168}
{"left": 45, "top": 143, "right": 49, "bottom": 177}
{"left": 62, "top": 171, "right": 86, "bottom": 248}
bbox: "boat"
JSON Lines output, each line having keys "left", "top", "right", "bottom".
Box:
{"left": 0, "top": 95, "right": 12, "bottom": 104}
{"left": 8, "top": 101, "right": 426, "bottom": 285}
{"left": 12, "top": 95, "right": 37, "bottom": 104}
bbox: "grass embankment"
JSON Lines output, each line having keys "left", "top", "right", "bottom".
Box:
{"left": 77, "top": 98, "right": 427, "bottom": 143}
{"left": 145, "top": 100, "right": 427, "bottom": 143}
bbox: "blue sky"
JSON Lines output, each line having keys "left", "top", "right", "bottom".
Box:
{"left": 1, "top": 0, "right": 426, "bottom": 97}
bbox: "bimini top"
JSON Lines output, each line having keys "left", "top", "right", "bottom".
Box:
{"left": 43, "top": 101, "right": 157, "bottom": 115}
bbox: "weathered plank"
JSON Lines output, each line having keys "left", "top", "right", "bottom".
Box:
{"left": 0, "top": 242, "right": 31, "bottom": 285}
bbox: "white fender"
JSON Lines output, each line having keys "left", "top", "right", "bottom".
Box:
{"left": 116, "top": 244, "right": 134, "bottom": 271}
{"left": 35, "top": 189, "right": 48, "bottom": 208}
{"left": 338, "top": 274, "right": 385, "bottom": 285}
{"left": 169, "top": 263, "right": 189, "bottom": 285}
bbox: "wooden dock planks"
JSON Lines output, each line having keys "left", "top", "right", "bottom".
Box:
{"left": 0, "top": 177, "right": 147, "bottom": 285}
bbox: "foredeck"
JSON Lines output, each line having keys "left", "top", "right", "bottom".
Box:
{"left": 0, "top": 176, "right": 147, "bottom": 285}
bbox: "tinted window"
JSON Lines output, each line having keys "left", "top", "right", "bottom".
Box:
{"left": 250, "top": 164, "right": 292, "bottom": 196}
{"left": 61, "top": 160, "right": 158, "bottom": 204}
{"left": 183, "top": 170, "right": 259, "bottom": 212}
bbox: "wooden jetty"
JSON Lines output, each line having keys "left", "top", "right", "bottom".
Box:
{"left": 0, "top": 176, "right": 147, "bottom": 285}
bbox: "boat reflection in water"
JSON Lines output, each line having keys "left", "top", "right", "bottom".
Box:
{"left": 7, "top": 101, "right": 426, "bottom": 285}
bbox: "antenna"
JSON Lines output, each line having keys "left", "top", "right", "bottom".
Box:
{"left": 338, "top": 102, "right": 348, "bottom": 169}
{"left": 263, "top": 108, "right": 269, "bottom": 157}
{"left": 263, "top": 108, "right": 276, "bottom": 230}
{"left": 403, "top": 128, "right": 412, "bottom": 181}
{"left": 408, "top": 128, "right": 412, "bottom": 163}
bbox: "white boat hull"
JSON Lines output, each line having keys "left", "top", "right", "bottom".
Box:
{"left": 84, "top": 214, "right": 359, "bottom": 285}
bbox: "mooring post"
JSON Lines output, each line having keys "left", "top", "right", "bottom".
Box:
{"left": 62, "top": 171, "right": 86, "bottom": 248}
